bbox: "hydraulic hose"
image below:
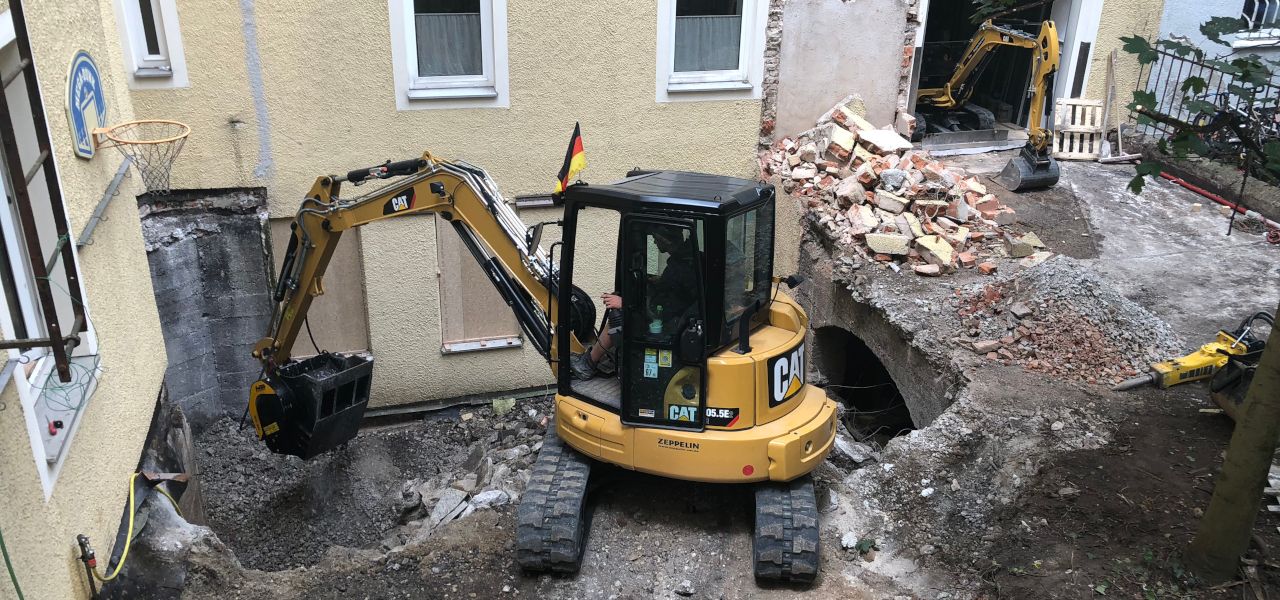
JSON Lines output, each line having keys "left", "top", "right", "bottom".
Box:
{"left": 87, "top": 472, "right": 182, "bottom": 583}
{"left": 0, "top": 523, "right": 25, "bottom": 600}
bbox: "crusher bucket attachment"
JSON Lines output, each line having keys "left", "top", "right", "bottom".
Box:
{"left": 994, "top": 144, "right": 1060, "bottom": 191}
{"left": 250, "top": 352, "right": 374, "bottom": 459}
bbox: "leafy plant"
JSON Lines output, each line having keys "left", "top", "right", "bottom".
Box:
{"left": 1121, "top": 18, "right": 1280, "bottom": 193}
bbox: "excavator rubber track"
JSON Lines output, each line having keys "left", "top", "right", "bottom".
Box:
{"left": 753, "top": 474, "right": 820, "bottom": 583}
{"left": 516, "top": 427, "right": 593, "bottom": 573}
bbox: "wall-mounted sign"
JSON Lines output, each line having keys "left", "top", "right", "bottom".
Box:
{"left": 66, "top": 50, "right": 106, "bottom": 159}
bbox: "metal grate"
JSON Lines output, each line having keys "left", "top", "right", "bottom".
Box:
{"left": 1137, "top": 46, "right": 1280, "bottom": 140}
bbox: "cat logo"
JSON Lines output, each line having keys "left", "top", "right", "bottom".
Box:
{"left": 382, "top": 188, "right": 416, "bottom": 215}
{"left": 768, "top": 342, "right": 805, "bottom": 408}
{"left": 668, "top": 405, "right": 698, "bottom": 422}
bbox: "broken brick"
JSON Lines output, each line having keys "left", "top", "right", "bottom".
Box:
{"left": 957, "top": 251, "right": 977, "bottom": 268}
{"left": 993, "top": 207, "right": 1017, "bottom": 226}
{"left": 913, "top": 264, "right": 942, "bottom": 277}
{"left": 973, "top": 339, "right": 1002, "bottom": 353}
{"left": 978, "top": 262, "right": 998, "bottom": 275}
{"left": 1009, "top": 302, "right": 1033, "bottom": 319}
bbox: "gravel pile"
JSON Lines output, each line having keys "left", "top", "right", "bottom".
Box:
{"left": 954, "top": 256, "right": 1186, "bottom": 385}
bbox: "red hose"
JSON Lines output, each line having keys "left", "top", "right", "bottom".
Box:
{"left": 1156, "top": 171, "right": 1280, "bottom": 244}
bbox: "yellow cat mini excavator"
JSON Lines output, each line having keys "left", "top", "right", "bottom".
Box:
{"left": 246, "top": 150, "right": 837, "bottom": 582}
{"left": 917, "top": 19, "right": 1062, "bottom": 190}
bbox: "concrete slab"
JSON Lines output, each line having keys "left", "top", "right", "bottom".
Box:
{"left": 953, "top": 151, "right": 1280, "bottom": 341}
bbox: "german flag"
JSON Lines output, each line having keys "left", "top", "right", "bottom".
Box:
{"left": 554, "top": 122, "right": 585, "bottom": 194}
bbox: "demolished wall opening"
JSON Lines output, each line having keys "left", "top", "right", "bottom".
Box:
{"left": 813, "top": 326, "right": 916, "bottom": 447}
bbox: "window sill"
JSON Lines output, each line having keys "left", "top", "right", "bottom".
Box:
{"left": 134, "top": 67, "right": 173, "bottom": 79}
{"left": 407, "top": 86, "right": 499, "bottom": 100}
{"left": 666, "top": 79, "right": 754, "bottom": 93}
{"left": 441, "top": 336, "right": 522, "bottom": 354}
{"left": 1232, "top": 35, "right": 1280, "bottom": 48}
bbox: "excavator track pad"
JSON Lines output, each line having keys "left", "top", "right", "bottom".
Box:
{"left": 753, "top": 474, "right": 820, "bottom": 583}
{"left": 516, "top": 427, "right": 593, "bottom": 573}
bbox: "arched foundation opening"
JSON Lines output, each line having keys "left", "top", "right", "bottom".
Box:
{"left": 813, "top": 326, "right": 917, "bottom": 446}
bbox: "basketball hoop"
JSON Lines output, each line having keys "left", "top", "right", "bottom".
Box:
{"left": 93, "top": 119, "right": 190, "bottom": 194}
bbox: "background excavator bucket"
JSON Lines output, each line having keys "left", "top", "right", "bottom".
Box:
{"left": 254, "top": 353, "right": 374, "bottom": 459}
{"left": 994, "top": 145, "right": 1060, "bottom": 191}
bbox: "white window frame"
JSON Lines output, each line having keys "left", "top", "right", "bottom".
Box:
{"left": 0, "top": 21, "right": 102, "bottom": 499}
{"left": 389, "top": 0, "right": 510, "bottom": 110}
{"left": 656, "top": 0, "right": 767, "bottom": 102}
{"left": 1234, "top": 0, "right": 1280, "bottom": 46}
{"left": 111, "top": 0, "right": 189, "bottom": 89}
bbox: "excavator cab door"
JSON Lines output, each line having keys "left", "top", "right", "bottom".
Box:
{"left": 618, "top": 216, "right": 707, "bottom": 430}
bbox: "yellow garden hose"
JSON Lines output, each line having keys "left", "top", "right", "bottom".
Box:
{"left": 91, "top": 472, "right": 182, "bottom": 583}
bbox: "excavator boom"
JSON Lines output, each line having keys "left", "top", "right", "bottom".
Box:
{"left": 249, "top": 152, "right": 577, "bottom": 458}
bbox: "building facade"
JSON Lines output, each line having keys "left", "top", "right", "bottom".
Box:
{"left": 0, "top": 0, "right": 167, "bottom": 598}
{"left": 127, "top": 0, "right": 774, "bottom": 412}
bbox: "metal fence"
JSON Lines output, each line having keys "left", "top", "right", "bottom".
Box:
{"left": 1137, "top": 47, "right": 1280, "bottom": 139}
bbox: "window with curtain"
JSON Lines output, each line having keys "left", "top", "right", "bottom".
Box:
{"left": 674, "top": 0, "right": 743, "bottom": 72}
{"left": 414, "top": 0, "right": 483, "bottom": 77}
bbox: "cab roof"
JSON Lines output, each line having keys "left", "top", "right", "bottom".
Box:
{"left": 563, "top": 170, "right": 773, "bottom": 215}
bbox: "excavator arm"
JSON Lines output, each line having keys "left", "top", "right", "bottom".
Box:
{"left": 1024, "top": 20, "right": 1060, "bottom": 152}
{"left": 255, "top": 152, "right": 563, "bottom": 367}
{"left": 917, "top": 20, "right": 1044, "bottom": 110}
{"left": 249, "top": 152, "right": 583, "bottom": 458}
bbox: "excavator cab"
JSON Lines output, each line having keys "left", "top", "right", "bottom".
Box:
{"left": 556, "top": 170, "right": 776, "bottom": 430}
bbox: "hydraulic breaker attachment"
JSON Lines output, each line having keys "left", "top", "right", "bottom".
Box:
{"left": 249, "top": 353, "right": 374, "bottom": 459}
{"left": 994, "top": 144, "right": 1060, "bottom": 191}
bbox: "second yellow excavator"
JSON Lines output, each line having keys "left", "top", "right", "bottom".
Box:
{"left": 245, "top": 148, "right": 837, "bottom": 583}
{"left": 916, "top": 20, "right": 1062, "bottom": 190}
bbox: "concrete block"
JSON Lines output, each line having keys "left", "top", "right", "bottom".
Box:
{"left": 915, "top": 235, "right": 955, "bottom": 268}
{"left": 994, "top": 207, "right": 1017, "bottom": 226}
{"left": 946, "top": 226, "right": 969, "bottom": 248}
{"left": 873, "top": 190, "right": 909, "bottom": 214}
{"left": 791, "top": 165, "right": 818, "bottom": 180}
{"left": 858, "top": 129, "right": 913, "bottom": 154}
{"left": 848, "top": 204, "right": 879, "bottom": 232}
{"left": 900, "top": 213, "right": 925, "bottom": 238}
{"left": 1019, "top": 251, "right": 1054, "bottom": 268}
{"left": 1020, "top": 231, "right": 1045, "bottom": 248}
{"left": 834, "top": 178, "right": 866, "bottom": 207}
{"left": 864, "top": 233, "right": 912, "bottom": 256}
{"left": 1004, "top": 234, "right": 1035, "bottom": 258}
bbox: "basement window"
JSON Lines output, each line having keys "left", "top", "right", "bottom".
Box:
{"left": 656, "top": 0, "right": 766, "bottom": 102}
{"left": 390, "top": 0, "right": 510, "bottom": 109}
{"left": 112, "top": 0, "right": 189, "bottom": 88}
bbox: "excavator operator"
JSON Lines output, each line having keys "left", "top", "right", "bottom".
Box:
{"left": 571, "top": 225, "right": 698, "bottom": 380}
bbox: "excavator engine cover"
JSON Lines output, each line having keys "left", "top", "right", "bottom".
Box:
{"left": 994, "top": 145, "right": 1060, "bottom": 191}
{"left": 254, "top": 353, "right": 374, "bottom": 459}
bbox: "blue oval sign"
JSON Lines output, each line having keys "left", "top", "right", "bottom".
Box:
{"left": 67, "top": 50, "right": 107, "bottom": 159}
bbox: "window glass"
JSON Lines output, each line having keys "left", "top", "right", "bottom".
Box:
{"left": 138, "top": 0, "right": 161, "bottom": 55}
{"left": 722, "top": 200, "right": 774, "bottom": 331}
{"left": 628, "top": 223, "right": 700, "bottom": 339}
{"left": 414, "top": 0, "right": 483, "bottom": 76}
{"left": 674, "top": 0, "right": 742, "bottom": 72}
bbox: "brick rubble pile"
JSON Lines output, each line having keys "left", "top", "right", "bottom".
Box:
{"left": 952, "top": 258, "right": 1185, "bottom": 386}
{"left": 760, "top": 95, "right": 1050, "bottom": 276}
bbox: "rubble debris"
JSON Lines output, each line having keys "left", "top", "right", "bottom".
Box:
{"left": 761, "top": 95, "right": 1032, "bottom": 278}
{"left": 953, "top": 258, "right": 1184, "bottom": 386}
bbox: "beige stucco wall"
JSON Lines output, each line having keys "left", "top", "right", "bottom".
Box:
{"left": 133, "top": 1, "right": 764, "bottom": 407}
{"left": 1084, "top": 0, "right": 1164, "bottom": 108}
{"left": 0, "top": 1, "right": 166, "bottom": 599}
